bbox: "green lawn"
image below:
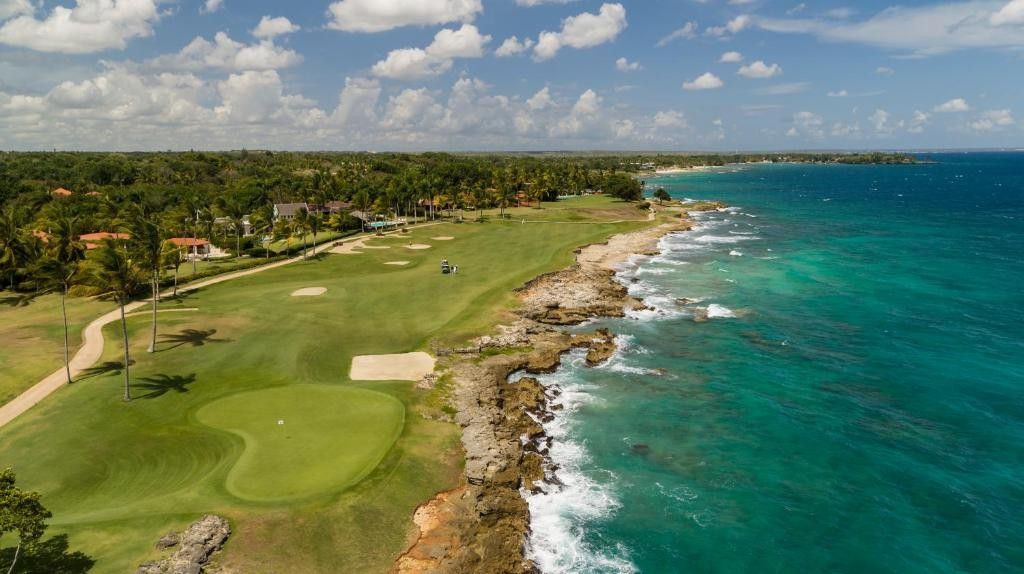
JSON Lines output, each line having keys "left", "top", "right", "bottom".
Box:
{"left": 0, "top": 197, "right": 651, "bottom": 573}
{"left": 197, "top": 385, "right": 404, "bottom": 502}
{"left": 0, "top": 292, "right": 111, "bottom": 405}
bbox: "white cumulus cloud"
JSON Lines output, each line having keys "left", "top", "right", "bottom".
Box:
{"left": 0, "top": 0, "right": 163, "bottom": 54}
{"left": 252, "top": 16, "right": 299, "bottom": 40}
{"left": 683, "top": 72, "right": 724, "bottom": 90}
{"left": 719, "top": 51, "right": 743, "bottom": 63}
{"left": 495, "top": 36, "right": 534, "bottom": 57}
{"left": 147, "top": 32, "right": 303, "bottom": 72}
{"left": 371, "top": 24, "right": 489, "bottom": 80}
{"left": 934, "top": 98, "right": 970, "bottom": 112}
{"left": 991, "top": 0, "right": 1024, "bottom": 25}
{"left": 615, "top": 57, "right": 641, "bottom": 72}
{"left": 533, "top": 3, "right": 627, "bottom": 61}
{"left": 737, "top": 60, "right": 782, "bottom": 78}
{"left": 326, "top": 0, "right": 483, "bottom": 33}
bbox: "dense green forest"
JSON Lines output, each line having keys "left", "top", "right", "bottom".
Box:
{"left": 0, "top": 150, "right": 914, "bottom": 294}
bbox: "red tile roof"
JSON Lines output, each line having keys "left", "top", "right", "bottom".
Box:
{"left": 168, "top": 237, "right": 210, "bottom": 247}
{"left": 80, "top": 232, "right": 130, "bottom": 250}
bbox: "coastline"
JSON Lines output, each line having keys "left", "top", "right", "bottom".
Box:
{"left": 394, "top": 202, "right": 725, "bottom": 573}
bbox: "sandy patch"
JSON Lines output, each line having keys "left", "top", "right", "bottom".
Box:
{"left": 291, "top": 287, "right": 327, "bottom": 297}
{"left": 350, "top": 352, "right": 435, "bottom": 381}
{"left": 431, "top": 236, "right": 455, "bottom": 241}
{"left": 385, "top": 261, "right": 411, "bottom": 266}
{"left": 406, "top": 244, "right": 432, "bottom": 250}
{"left": 363, "top": 245, "right": 391, "bottom": 250}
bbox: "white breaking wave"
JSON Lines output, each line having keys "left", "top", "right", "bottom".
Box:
{"left": 522, "top": 352, "right": 637, "bottom": 574}
{"left": 706, "top": 304, "right": 737, "bottom": 318}
{"left": 729, "top": 250, "right": 743, "bottom": 257}
{"left": 694, "top": 234, "right": 760, "bottom": 244}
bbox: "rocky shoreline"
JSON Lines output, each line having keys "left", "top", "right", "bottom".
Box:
{"left": 394, "top": 203, "right": 724, "bottom": 573}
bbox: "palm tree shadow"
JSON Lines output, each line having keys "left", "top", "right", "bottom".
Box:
{"left": 135, "top": 373, "right": 197, "bottom": 399}
{"left": 158, "top": 328, "right": 231, "bottom": 351}
{"left": 0, "top": 534, "right": 95, "bottom": 573}
{"left": 0, "top": 293, "right": 36, "bottom": 307}
{"left": 78, "top": 360, "right": 135, "bottom": 381}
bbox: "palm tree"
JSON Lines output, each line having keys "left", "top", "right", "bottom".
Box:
{"left": 127, "top": 209, "right": 164, "bottom": 353}
{"left": 0, "top": 207, "right": 31, "bottom": 291}
{"left": 87, "top": 240, "right": 142, "bottom": 401}
{"left": 293, "top": 207, "right": 310, "bottom": 259}
{"left": 33, "top": 216, "right": 86, "bottom": 384}
{"left": 161, "top": 240, "right": 184, "bottom": 297}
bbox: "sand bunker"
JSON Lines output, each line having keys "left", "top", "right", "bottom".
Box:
{"left": 350, "top": 352, "right": 435, "bottom": 381}
{"left": 291, "top": 287, "right": 327, "bottom": 297}
{"left": 406, "top": 244, "right": 432, "bottom": 250}
{"left": 431, "top": 236, "right": 455, "bottom": 241}
{"left": 363, "top": 245, "right": 391, "bottom": 250}
{"left": 385, "top": 261, "right": 411, "bottom": 266}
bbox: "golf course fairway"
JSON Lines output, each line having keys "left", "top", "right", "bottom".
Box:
{"left": 196, "top": 385, "right": 404, "bottom": 502}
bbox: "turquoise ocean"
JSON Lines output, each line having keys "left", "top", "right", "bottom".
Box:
{"left": 521, "top": 153, "right": 1024, "bottom": 573}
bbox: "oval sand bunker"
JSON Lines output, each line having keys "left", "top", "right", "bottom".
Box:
{"left": 350, "top": 352, "right": 435, "bottom": 381}
{"left": 431, "top": 236, "right": 455, "bottom": 241}
{"left": 406, "top": 244, "right": 432, "bottom": 250}
{"left": 385, "top": 261, "right": 411, "bottom": 266}
{"left": 291, "top": 287, "right": 327, "bottom": 297}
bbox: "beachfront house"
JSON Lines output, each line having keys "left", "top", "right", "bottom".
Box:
{"left": 168, "top": 237, "right": 214, "bottom": 260}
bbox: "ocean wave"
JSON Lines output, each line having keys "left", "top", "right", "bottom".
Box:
{"left": 523, "top": 355, "right": 637, "bottom": 574}
{"left": 694, "top": 234, "right": 760, "bottom": 244}
{"left": 729, "top": 250, "right": 743, "bottom": 257}
{"left": 706, "top": 304, "right": 737, "bottom": 318}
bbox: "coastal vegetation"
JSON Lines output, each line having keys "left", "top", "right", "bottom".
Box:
{"left": 0, "top": 193, "right": 657, "bottom": 572}
{"left": 0, "top": 150, "right": 915, "bottom": 572}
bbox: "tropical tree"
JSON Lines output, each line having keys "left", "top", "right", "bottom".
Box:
{"left": 32, "top": 215, "right": 86, "bottom": 384}
{"left": 161, "top": 240, "right": 184, "bottom": 296}
{"left": 293, "top": 207, "right": 310, "bottom": 259}
{"left": 0, "top": 208, "right": 30, "bottom": 291}
{"left": 86, "top": 240, "right": 142, "bottom": 401}
{"left": 653, "top": 187, "right": 671, "bottom": 204}
{"left": 127, "top": 209, "right": 164, "bottom": 353}
{"left": 0, "top": 468, "right": 52, "bottom": 574}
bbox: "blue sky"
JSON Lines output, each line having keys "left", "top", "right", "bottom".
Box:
{"left": 0, "top": 0, "right": 1022, "bottom": 151}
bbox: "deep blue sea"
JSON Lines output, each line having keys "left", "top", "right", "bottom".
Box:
{"left": 522, "top": 153, "right": 1024, "bottom": 573}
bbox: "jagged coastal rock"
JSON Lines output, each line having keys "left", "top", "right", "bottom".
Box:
{"left": 136, "top": 515, "right": 230, "bottom": 574}
{"left": 394, "top": 203, "right": 727, "bottom": 573}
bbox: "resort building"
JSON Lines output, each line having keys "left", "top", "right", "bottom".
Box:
{"left": 168, "top": 237, "right": 214, "bottom": 260}
{"left": 80, "top": 232, "right": 130, "bottom": 250}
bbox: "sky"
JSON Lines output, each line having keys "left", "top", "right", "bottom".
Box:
{"left": 0, "top": 0, "right": 1022, "bottom": 151}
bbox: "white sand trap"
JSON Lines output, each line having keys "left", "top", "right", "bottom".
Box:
{"left": 350, "top": 352, "right": 435, "bottom": 381}
{"left": 363, "top": 245, "right": 391, "bottom": 250}
{"left": 291, "top": 287, "right": 327, "bottom": 297}
{"left": 432, "top": 236, "right": 455, "bottom": 241}
{"left": 406, "top": 244, "right": 432, "bottom": 250}
{"left": 385, "top": 261, "right": 411, "bottom": 266}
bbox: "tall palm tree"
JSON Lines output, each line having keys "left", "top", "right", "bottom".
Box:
{"left": 161, "top": 240, "right": 184, "bottom": 297}
{"left": 34, "top": 216, "right": 86, "bottom": 384}
{"left": 87, "top": 240, "right": 142, "bottom": 401}
{"left": 127, "top": 209, "right": 164, "bottom": 353}
{"left": 294, "top": 207, "right": 310, "bottom": 259}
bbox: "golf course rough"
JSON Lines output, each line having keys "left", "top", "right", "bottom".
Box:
{"left": 196, "top": 385, "right": 404, "bottom": 503}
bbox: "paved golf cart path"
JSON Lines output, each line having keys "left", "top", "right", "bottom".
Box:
{"left": 0, "top": 222, "right": 449, "bottom": 429}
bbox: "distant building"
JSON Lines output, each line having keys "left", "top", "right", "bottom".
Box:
{"left": 273, "top": 202, "right": 342, "bottom": 221}
{"left": 273, "top": 203, "right": 309, "bottom": 221}
{"left": 168, "top": 237, "right": 213, "bottom": 260}
{"left": 80, "top": 232, "right": 130, "bottom": 250}
{"left": 213, "top": 215, "right": 252, "bottom": 236}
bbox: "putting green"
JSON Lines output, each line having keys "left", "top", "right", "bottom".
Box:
{"left": 196, "top": 385, "right": 404, "bottom": 502}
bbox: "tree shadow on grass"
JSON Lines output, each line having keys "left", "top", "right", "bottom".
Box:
{"left": 158, "top": 328, "right": 231, "bottom": 351}
{"left": 77, "top": 360, "right": 135, "bottom": 381}
{"left": 0, "top": 293, "right": 36, "bottom": 307}
{"left": 135, "top": 373, "right": 197, "bottom": 399}
{"left": 0, "top": 534, "right": 95, "bottom": 573}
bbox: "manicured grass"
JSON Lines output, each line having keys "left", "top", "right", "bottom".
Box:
{"left": 0, "top": 196, "right": 651, "bottom": 573}
{"left": 0, "top": 292, "right": 111, "bottom": 405}
{"left": 197, "top": 385, "right": 404, "bottom": 502}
